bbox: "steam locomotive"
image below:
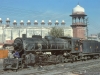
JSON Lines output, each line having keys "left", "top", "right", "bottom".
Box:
{"left": 3, "top": 34, "right": 100, "bottom": 70}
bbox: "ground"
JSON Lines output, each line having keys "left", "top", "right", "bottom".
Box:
{"left": 0, "top": 59, "right": 100, "bottom": 75}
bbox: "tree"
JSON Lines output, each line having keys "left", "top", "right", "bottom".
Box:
{"left": 49, "top": 26, "right": 64, "bottom": 37}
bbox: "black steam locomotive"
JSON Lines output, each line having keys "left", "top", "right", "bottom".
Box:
{"left": 3, "top": 34, "right": 100, "bottom": 70}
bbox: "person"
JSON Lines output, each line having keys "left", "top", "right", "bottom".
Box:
{"left": 13, "top": 50, "right": 20, "bottom": 58}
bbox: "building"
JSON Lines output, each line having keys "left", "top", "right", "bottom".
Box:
{"left": 70, "top": 4, "right": 87, "bottom": 39}
{"left": 87, "top": 34, "right": 100, "bottom": 42}
{"left": 0, "top": 4, "right": 88, "bottom": 45}
{"left": 0, "top": 19, "right": 73, "bottom": 44}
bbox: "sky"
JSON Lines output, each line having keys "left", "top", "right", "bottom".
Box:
{"left": 0, "top": 0, "right": 100, "bottom": 35}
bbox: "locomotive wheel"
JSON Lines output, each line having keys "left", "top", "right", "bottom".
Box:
{"left": 57, "top": 55, "right": 64, "bottom": 63}
{"left": 49, "top": 55, "right": 57, "bottom": 63}
{"left": 62, "top": 57, "right": 65, "bottom": 63}
{"left": 30, "top": 53, "right": 36, "bottom": 64}
{"left": 70, "top": 55, "right": 75, "bottom": 63}
{"left": 95, "top": 55, "right": 99, "bottom": 59}
{"left": 25, "top": 55, "right": 30, "bottom": 64}
{"left": 84, "top": 56, "right": 87, "bottom": 61}
{"left": 3, "top": 64, "right": 7, "bottom": 71}
{"left": 64, "top": 58, "right": 68, "bottom": 63}
{"left": 24, "top": 53, "right": 36, "bottom": 66}
{"left": 72, "top": 57, "right": 76, "bottom": 62}
{"left": 93, "top": 55, "right": 98, "bottom": 59}
{"left": 80, "top": 56, "right": 84, "bottom": 61}
{"left": 14, "top": 61, "right": 19, "bottom": 72}
{"left": 70, "top": 59, "right": 73, "bottom": 63}
{"left": 75, "top": 56, "right": 79, "bottom": 61}
{"left": 21, "top": 54, "right": 28, "bottom": 68}
{"left": 97, "top": 55, "right": 99, "bottom": 59}
{"left": 21, "top": 63, "right": 25, "bottom": 69}
{"left": 87, "top": 56, "right": 90, "bottom": 60}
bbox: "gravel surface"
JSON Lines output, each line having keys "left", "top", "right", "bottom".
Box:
{"left": 0, "top": 59, "right": 100, "bottom": 75}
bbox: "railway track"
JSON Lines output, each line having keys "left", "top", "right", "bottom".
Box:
{"left": 1, "top": 58, "right": 100, "bottom": 75}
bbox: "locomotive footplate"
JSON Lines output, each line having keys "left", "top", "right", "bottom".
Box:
{"left": 42, "top": 49, "right": 71, "bottom": 51}
{"left": 82, "top": 53, "right": 100, "bottom": 56}
{"left": 3, "top": 58, "right": 23, "bottom": 71}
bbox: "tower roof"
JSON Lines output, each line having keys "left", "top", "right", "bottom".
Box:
{"left": 73, "top": 4, "right": 85, "bottom": 14}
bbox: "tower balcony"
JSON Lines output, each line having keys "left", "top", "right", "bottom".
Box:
{"left": 72, "top": 22, "right": 86, "bottom": 25}
{"left": 71, "top": 22, "right": 87, "bottom": 27}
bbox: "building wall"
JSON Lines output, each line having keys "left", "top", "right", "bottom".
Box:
{"left": 64, "top": 27, "right": 73, "bottom": 37}
{"left": 0, "top": 25, "right": 73, "bottom": 44}
{"left": 72, "top": 26, "right": 86, "bottom": 39}
{"left": 77, "top": 27, "right": 85, "bottom": 39}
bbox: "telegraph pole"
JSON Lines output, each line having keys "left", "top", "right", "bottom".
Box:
{"left": 86, "top": 17, "right": 89, "bottom": 39}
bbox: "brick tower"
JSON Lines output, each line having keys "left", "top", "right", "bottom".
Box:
{"left": 70, "top": 4, "right": 87, "bottom": 39}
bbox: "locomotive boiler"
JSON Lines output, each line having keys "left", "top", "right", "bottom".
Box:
{"left": 13, "top": 34, "right": 70, "bottom": 54}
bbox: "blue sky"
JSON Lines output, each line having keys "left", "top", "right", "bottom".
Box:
{"left": 0, "top": 0, "right": 100, "bottom": 35}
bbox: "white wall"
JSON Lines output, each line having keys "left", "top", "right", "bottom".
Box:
{"left": 1, "top": 26, "right": 73, "bottom": 42}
